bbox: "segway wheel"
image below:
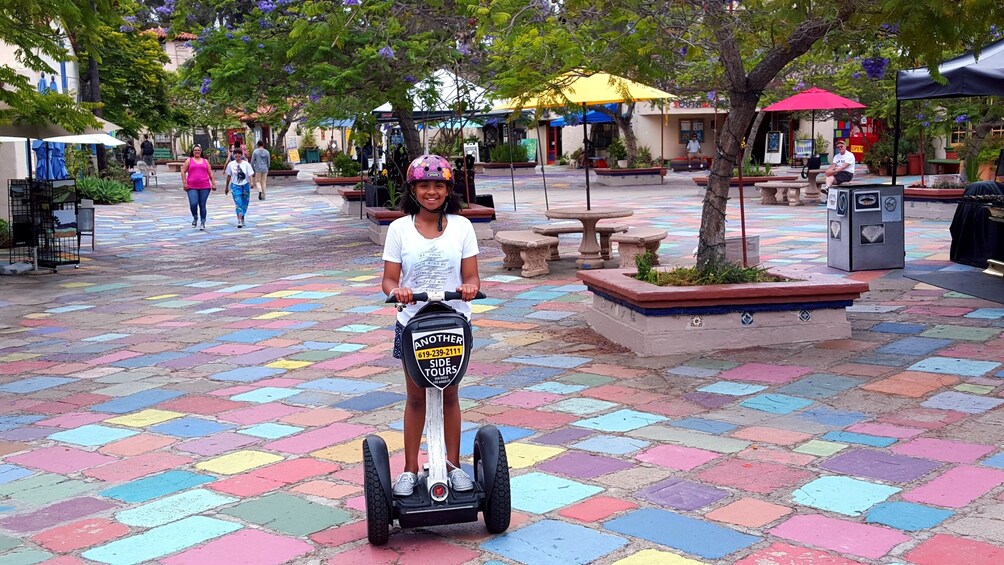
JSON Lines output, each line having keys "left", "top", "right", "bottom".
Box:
{"left": 477, "top": 429, "right": 511, "bottom": 534}
{"left": 363, "top": 438, "right": 391, "bottom": 545}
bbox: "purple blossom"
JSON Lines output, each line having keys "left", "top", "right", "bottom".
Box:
{"left": 284, "top": 64, "right": 295, "bottom": 74}
{"left": 182, "top": 41, "right": 192, "bottom": 49}
{"left": 154, "top": 5, "right": 173, "bottom": 17}
{"left": 199, "top": 78, "right": 211, "bottom": 95}
{"left": 706, "top": 90, "right": 716, "bottom": 101}
{"left": 793, "top": 81, "right": 805, "bottom": 91}
{"left": 880, "top": 23, "right": 899, "bottom": 34}
{"left": 852, "top": 72, "right": 862, "bottom": 79}
{"left": 257, "top": 0, "right": 276, "bottom": 13}
{"left": 955, "top": 114, "right": 968, "bottom": 123}
{"left": 241, "top": 35, "right": 251, "bottom": 43}
{"left": 257, "top": 43, "right": 265, "bottom": 49}
{"left": 404, "top": 74, "right": 417, "bottom": 84}
{"left": 458, "top": 44, "right": 471, "bottom": 56}
{"left": 861, "top": 57, "right": 888, "bottom": 80}
{"left": 119, "top": 25, "right": 134, "bottom": 32}
{"left": 379, "top": 46, "right": 394, "bottom": 59}
{"left": 915, "top": 113, "right": 925, "bottom": 120}
{"left": 123, "top": 15, "right": 137, "bottom": 23}
{"left": 921, "top": 121, "right": 930, "bottom": 127}
{"left": 678, "top": 46, "right": 687, "bottom": 57}
{"left": 344, "top": 0, "right": 360, "bottom": 5}
{"left": 259, "top": 18, "right": 271, "bottom": 28}
{"left": 226, "top": 32, "right": 235, "bottom": 39}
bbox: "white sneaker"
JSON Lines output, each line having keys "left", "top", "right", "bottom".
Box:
{"left": 448, "top": 468, "right": 474, "bottom": 492}
{"left": 393, "top": 472, "right": 418, "bottom": 496}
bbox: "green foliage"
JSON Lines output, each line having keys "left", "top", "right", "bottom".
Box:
{"left": 569, "top": 147, "right": 584, "bottom": 167}
{"left": 606, "top": 137, "right": 627, "bottom": 162}
{"left": 270, "top": 151, "right": 292, "bottom": 170}
{"left": 976, "top": 134, "right": 1004, "bottom": 163}
{"left": 489, "top": 143, "right": 530, "bottom": 163}
{"left": 326, "top": 153, "right": 361, "bottom": 177}
{"left": 814, "top": 134, "right": 830, "bottom": 156}
{"left": 0, "top": 218, "right": 10, "bottom": 248}
{"left": 76, "top": 177, "right": 132, "bottom": 204}
{"left": 634, "top": 251, "right": 659, "bottom": 284}
{"left": 635, "top": 256, "right": 786, "bottom": 287}
{"left": 65, "top": 146, "right": 97, "bottom": 179}
{"left": 557, "top": 153, "right": 569, "bottom": 166}
{"left": 301, "top": 128, "right": 317, "bottom": 149}
{"left": 631, "top": 146, "right": 655, "bottom": 168}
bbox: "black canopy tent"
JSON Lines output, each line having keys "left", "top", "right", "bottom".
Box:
{"left": 893, "top": 39, "right": 1004, "bottom": 185}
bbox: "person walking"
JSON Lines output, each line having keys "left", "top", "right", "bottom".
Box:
{"left": 180, "top": 145, "right": 216, "bottom": 230}
{"left": 123, "top": 142, "right": 138, "bottom": 169}
{"left": 140, "top": 135, "right": 155, "bottom": 166}
{"left": 380, "top": 154, "right": 481, "bottom": 497}
{"left": 224, "top": 148, "right": 255, "bottom": 228}
{"left": 250, "top": 140, "right": 271, "bottom": 201}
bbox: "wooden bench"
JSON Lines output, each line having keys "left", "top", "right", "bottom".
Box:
{"left": 165, "top": 161, "right": 185, "bottom": 172}
{"left": 610, "top": 228, "right": 668, "bottom": 268}
{"left": 495, "top": 231, "right": 560, "bottom": 278}
{"left": 532, "top": 221, "right": 628, "bottom": 260}
{"left": 754, "top": 181, "right": 810, "bottom": 206}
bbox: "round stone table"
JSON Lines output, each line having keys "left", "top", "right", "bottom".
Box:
{"left": 544, "top": 206, "right": 634, "bottom": 269}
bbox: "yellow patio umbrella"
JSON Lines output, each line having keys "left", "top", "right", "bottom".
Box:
{"left": 494, "top": 70, "right": 675, "bottom": 209}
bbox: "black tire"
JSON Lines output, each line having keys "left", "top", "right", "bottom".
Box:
{"left": 482, "top": 432, "right": 511, "bottom": 534}
{"left": 363, "top": 439, "right": 391, "bottom": 545}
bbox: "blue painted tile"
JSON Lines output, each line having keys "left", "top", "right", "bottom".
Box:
{"left": 510, "top": 472, "right": 604, "bottom": 513}
{"left": 48, "top": 424, "right": 138, "bottom": 447}
{"left": 666, "top": 365, "right": 724, "bottom": 378}
{"left": 870, "top": 322, "right": 926, "bottom": 334}
{"left": 302, "top": 341, "right": 340, "bottom": 350}
{"left": 459, "top": 386, "right": 507, "bottom": 400}
{"left": 877, "top": 337, "right": 953, "bottom": 356}
{"left": 111, "top": 352, "right": 189, "bottom": 368}
{"left": 210, "top": 367, "right": 286, "bottom": 382}
{"left": 334, "top": 324, "right": 381, "bottom": 333}
{"left": 527, "top": 382, "right": 586, "bottom": 394}
{"left": 328, "top": 343, "right": 365, "bottom": 352}
{"left": 297, "top": 378, "right": 384, "bottom": 394}
{"left": 217, "top": 329, "right": 284, "bottom": 343}
{"left": 150, "top": 417, "right": 236, "bottom": 438}
{"left": 100, "top": 471, "right": 215, "bottom": 503}
{"left": 116, "top": 489, "right": 237, "bottom": 528}
{"left": 866, "top": 501, "right": 954, "bottom": 531}
{"left": 525, "top": 310, "right": 575, "bottom": 321}
{"left": 922, "top": 391, "right": 1004, "bottom": 413}
{"left": 230, "top": 387, "right": 303, "bottom": 403}
{"left": 572, "top": 435, "right": 649, "bottom": 455}
{"left": 777, "top": 374, "right": 864, "bottom": 399}
{"left": 515, "top": 291, "right": 567, "bottom": 301}
{"left": 605, "top": 508, "right": 760, "bottom": 560}
{"left": 821, "top": 431, "right": 897, "bottom": 447}
{"left": 486, "top": 367, "right": 564, "bottom": 388}
{"left": 346, "top": 305, "right": 382, "bottom": 314}
{"left": 573, "top": 409, "right": 667, "bottom": 432}
{"left": 964, "top": 308, "right": 1004, "bottom": 319}
{"left": 90, "top": 390, "right": 185, "bottom": 414}
{"left": 0, "top": 376, "right": 76, "bottom": 394}
{"left": 83, "top": 333, "right": 131, "bottom": 342}
{"left": 459, "top": 426, "right": 536, "bottom": 457}
{"left": 982, "top": 453, "right": 1004, "bottom": 468}
{"left": 82, "top": 516, "right": 241, "bottom": 565}
{"left": 481, "top": 520, "right": 626, "bottom": 565}
{"left": 698, "top": 381, "right": 767, "bottom": 396}
{"left": 793, "top": 476, "right": 900, "bottom": 516}
{"left": 909, "top": 357, "right": 1001, "bottom": 377}
{"left": 334, "top": 391, "right": 405, "bottom": 411}
{"left": 0, "top": 415, "right": 45, "bottom": 432}
{"left": 672, "top": 417, "right": 737, "bottom": 435}
{"left": 798, "top": 407, "right": 868, "bottom": 427}
{"left": 505, "top": 355, "right": 591, "bottom": 369}
{"left": 238, "top": 423, "right": 303, "bottom": 439}
{"left": 740, "top": 394, "right": 814, "bottom": 414}
{"left": 0, "top": 464, "right": 34, "bottom": 485}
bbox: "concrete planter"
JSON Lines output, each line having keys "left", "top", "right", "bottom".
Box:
{"left": 365, "top": 203, "right": 497, "bottom": 245}
{"left": 481, "top": 162, "right": 538, "bottom": 176}
{"left": 576, "top": 267, "right": 868, "bottom": 356}
{"left": 593, "top": 167, "right": 667, "bottom": 186}
{"left": 314, "top": 176, "right": 364, "bottom": 195}
{"left": 337, "top": 188, "right": 365, "bottom": 217}
{"left": 268, "top": 169, "right": 298, "bottom": 180}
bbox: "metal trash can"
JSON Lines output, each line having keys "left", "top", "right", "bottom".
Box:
{"left": 130, "top": 171, "right": 145, "bottom": 192}
{"left": 826, "top": 184, "right": 905, "bottom": 271}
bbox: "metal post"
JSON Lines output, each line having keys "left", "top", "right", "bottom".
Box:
{"left": 738, "top": 138, "right": 748, "bottom": 267}
{"left": 892, "top": 101, "right": 901, "bottom": 186}
{"left": 582, "top": 103, "right": 591, "bottom": 210}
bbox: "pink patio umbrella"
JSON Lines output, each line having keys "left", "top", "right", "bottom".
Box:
{"left": 762, "top": 87, "right": 866, "bottom": 155}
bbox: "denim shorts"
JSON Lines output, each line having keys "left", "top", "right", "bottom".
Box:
{"left": 392, "top": 322, "right": 404, "bottom": 359}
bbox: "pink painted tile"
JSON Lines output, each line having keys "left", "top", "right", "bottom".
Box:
{"left": 738, "top": 447, "right": 815, "bottom": 466}
{"left": 877, "top": 408, "right": 966, "bottom": 430}
{"left": 902, "top": 465, "right": 1004, "bottom": 507}
{"left": 699, "top": 460, "right": 814, "bottom": 494}
{"left": 735, "top": 542, "right": 867, "bottom": 565}
{"left": 38, "top": 557, "right": 88, "bottom": 565}
{"left": 311, "top": 352, "right": 384, "bottom": 371}
{"left": 635, "top": 444, "right": 720, "bottom": 471}
{"left": 28, "top": 401, "right": 78, "bottom": 415}
{"left": 770, "top": 514, "right": 910, "bottom": 560}
{"left": 98, "top": 433, "right": 176, "bottom": 456}
{"left": 203, "top": 343, "right": 266, "bottom": 355}
{"left": 579, "top": 385, "right": 663, "bottom": 405}
{"left": 0, "top": 360, "right": 58, "bottom": 374}
{"left": 558, "top": 496, "right": 637, "bottom": 522}
{"left": 219, "top": 403, "right": 306, "bottom": 425}
{"left": 328, "top": 532, "right": 480, "bottom": 565}
{"left": 37, "top": 412, "right": 111, "bottom": 429}
{"left": 492, "top": 391, "right": 563, "bottom": 409}
{"left": 891, "top": 438, "right": 995, "bottom": 463}
{"left": 61, "top": 393, "right": 112, "bottom": 408}
{"left": 248, "top": 458, "right": 340, "bottom": 483}
{"left": 708, "top": 498, "right": 793, "bottom": 528}
{"left": 264, "top": 422, "right": 374, "bottom": 454}
{"left": 40, "top": 362, "right": 92, "bottom": 375}
{"left": 634, "top": 399, "right": 704, "bottom": 418}
{"left": 846, "top": 423, "right": 925, "bottom": 439}
{"left": 717, "top": 363, "right": 814, "bottom": 385}
{"left": 335, "top": 366, "right": 390, "bottom": 379}
{"left": 83, "top": 452, "right": 192, "bottom": 482}
{"left": 207, "top": 475, "right": 282, "bottom": 497}
{"left": 487, "top": 408, "right": 578, "bottom": 430}
{"left": 7, "top": 446, "right": 116, "bottom": 473}
{"left": 31, "top": 518, "right": 130, "bottom": 552}
{"left": 280, "top": 408, "right": 352, "bottom": 427}
{"left": 158, "top": 396, "right": 245, "bottom": 415}
{"left": 906, "top": 534, "right": 1004, "bottom": 565}
{"left": 311, "top": 520, "right": 368, "bottom": 547}
{"left": 162, "top": 529, "right": 313, "bottom": 565}
{"left": 85, "top": 350, "right": 144, "bottom": 364}
{"left": 345, "top": 495, "right": 366, "bottom": 513}
{"left": 731, "top": 426, "right": 813, "bottom": 446}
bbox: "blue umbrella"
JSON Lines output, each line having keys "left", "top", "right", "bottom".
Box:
{"left": 33, "top": 75, "right": 69, "bottom": 179}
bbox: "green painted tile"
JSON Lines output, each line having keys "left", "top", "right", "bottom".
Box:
{"left": 954, "top": 383, "right": 995, "bottom": 395}
{"left": 0, "top": 534, "right": 22, "bottom": 552}
{"left": 288, "top": 350, "right": 342, "bottom": 362}
{"left": 220, "top": 492, "right": 351, "bottom": 536}
{"left": 0, "top": 549, "right": 52, "bottom": 565}
{"left": 794, "top": 439, "right": 849, "bottom": 456}
{"left": 919, "top": 325, "right": 1001, "bottom": 341}
{"left": 82, "top": 516, "right": 241, "bottom": 565}
{"left": 116, "top": 489, "right": 237, "bottom": 527}
{"left": 560, "top": 373, "right": 615, "bottom": 387}
{"left": 629, "top": 426, "right": 750, "bottom": 453}
{"left": 0, "top": 474, "right": 93, "bottom": 504}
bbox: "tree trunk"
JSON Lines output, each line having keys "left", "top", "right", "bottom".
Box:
{"left": 600, "top": 103, "right": 638, "bottom": 163}
{"left": 395, "top": 107, "right": 422, "bottom": 160}
{"left": 81, "top": 54, "right": 106, "bottom": 171}
{"left": 745, "top": 111, "right": 767, "bottom": 166}
{"left": 271, "top": 105, "right": 300, "bottom": 155}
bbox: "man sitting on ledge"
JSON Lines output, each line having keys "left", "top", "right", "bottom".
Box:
{"left": 821, "top": 140, "right": 854, "bottom": 193}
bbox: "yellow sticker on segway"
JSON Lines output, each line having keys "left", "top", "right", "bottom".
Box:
{"left": 411, "top": 328, "right": 467, "bottom": 390}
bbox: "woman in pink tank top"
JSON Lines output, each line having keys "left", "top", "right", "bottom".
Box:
{"left": 181, "top": 145, "right": 217, "bottom": 230}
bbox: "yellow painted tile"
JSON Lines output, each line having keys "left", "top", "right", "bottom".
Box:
{"left": 313, "top": 431, "right": 405, "bottom": 463}
{"left": 505, "top": 442, "right": 564, "bottom": 469}
{"left": 470, "top": 304, "right": 498, "bottom": 314}
{"left": 254, "top": 311, "right": 292, "bottom": 320}
{"left": 613, "top": 549, "right": 705, "bottom": 565}
{"left": 195, "top": 450, "right": 284, "bottom": 475}
{"left": 267, "top": 359, "right": 314, "bottom": 370}
{"left": 144, "top": 294, "right": 180, "bottom": 301}
{"left": 346, "top": 275, "right": 379, "bottom": 282}
{"left": 61, "top": 282, "right": 94, "bottom": 288}
{"left": 262, "top": 290, "right": 299, "bottom": 298}
{"left": 105, "top": 409, "right": 185, "bottom": 427}
{"left": 24, "top": 313, "right": 52, "bottom": 319}
{"left": 0, "top": 353, "right": 40, "bottom": 362}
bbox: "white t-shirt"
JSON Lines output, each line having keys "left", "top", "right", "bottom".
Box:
{"left": 225, "top": 160, "right": 255, "bottom": 185}
{"left": 833, "top": 149, "right": 856, "bottom": 174}
{"left": 383, "top": 214, "right": 479, "bottom": 324}
{"left": 686, "top": 139, "right": 702, "bottom": 154}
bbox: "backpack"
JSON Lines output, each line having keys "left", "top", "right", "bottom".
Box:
{"left": 125, "top": 145, "right": 137, "bottom": 159}
{"left": 141, "top": 140, "right": 153, "bottom": 155}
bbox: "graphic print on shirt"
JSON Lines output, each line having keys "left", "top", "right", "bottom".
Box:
{"left": 410, "top": 247, "right": 451, "bottom": 292}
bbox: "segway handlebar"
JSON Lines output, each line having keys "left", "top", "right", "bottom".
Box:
{"left": 385, "top": 290, "right": 486, "bottom": 304}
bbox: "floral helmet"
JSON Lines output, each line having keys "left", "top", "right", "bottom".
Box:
{"left": 405, "top": 154, "right": 454, "bottom": 187}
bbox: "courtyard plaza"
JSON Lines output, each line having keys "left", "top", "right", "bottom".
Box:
{"left": 1, "top": 164, "right": 1003, "bottom": 565}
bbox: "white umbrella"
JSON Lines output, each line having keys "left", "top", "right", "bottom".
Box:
{"left": 43, "top": 133, "right": 125, "bottom": 146}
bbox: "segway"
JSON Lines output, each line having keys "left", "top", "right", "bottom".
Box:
{"left": 362, "top": 291, "right": 511, "bottom": 545}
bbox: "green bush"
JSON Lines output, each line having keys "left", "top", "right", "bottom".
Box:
{"left": 326, "top": 152, "right": 361, "bottom": 177}
{"left": 489, "top": 143, "right": 529, "bottom": 163}
{"left": 77, "top": 177, "right": 133, "bottom": 204}
{"left": 0, "top": 218, "right": 10, "bottom": 248}
{"left": 270, "top": 151, "right": 292, "bottom": 170}
{"left": 634, "top": 251, "right": 785, "bottom": 286}
{"left": 607, "top": 137, "right": 627, "bottom": 163}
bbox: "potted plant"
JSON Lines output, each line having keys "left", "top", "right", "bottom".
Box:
{"left": 976, "top": 134, "right": 1004, "bottom": 180}
{"left": 814, "top": 134, "right": 830, "bottom": 165}
{"left": 483, "top": 143, "right": 536, "bottom": 176}
{"left": 569, "top": 147, "right": 585, "bottom": 169}
{"left": 301, "top": 128, "right": 320, "bottom": 163}
{"left": 607, "top": 136, "right": 628, "bottom": 168}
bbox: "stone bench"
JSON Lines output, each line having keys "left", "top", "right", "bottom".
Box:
{"left": 532, "top": 222, "right": 628, "bottom": 260}
{"left": 610, "top": 228, "right": 669, "bottom": 268}
{"left": 165, "top": 161, "right": 185, "bottom": 172}
{"left": 495, "top": 231, "right": 560, "bottom": 278}
{"left": 754, "top": 181, "right": 810, "bottom": 206}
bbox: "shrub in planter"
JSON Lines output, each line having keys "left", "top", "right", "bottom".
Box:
{"left": 635, "top": 251, "right": 783, "bottom": 286}
{"left": 270, "top": 152, "right": 292, "bottom": 170}
{"left": 489, "top": 143, "right": 530, "bottom": 163}
{"left": 607, "top": 137, "right": 627, "bottom": 167}
{"left": 325, "top": 153, "right": 362, "bottom": 177}
{"left": 77, "top": 177, "right": 133, "bottom": 204}
{"left": 0, "top": 218, "right": 10, "bottom": 248}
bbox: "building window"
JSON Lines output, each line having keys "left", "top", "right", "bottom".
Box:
{"left": 680, "top": 119, "right": 704, "bottom": 143}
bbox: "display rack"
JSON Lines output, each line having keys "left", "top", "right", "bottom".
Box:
{"left": 7, "top": 178, "right": 80, "bottom": 271}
